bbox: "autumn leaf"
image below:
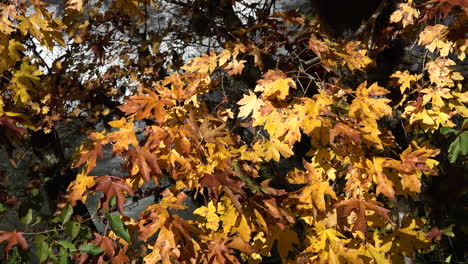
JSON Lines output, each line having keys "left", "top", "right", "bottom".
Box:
{"left": 93, "top": 176, "right": 134, "bottom": 213}
{"left": 181, "top": 52, "right": 218, "bottom": 73}
{"left": 127, "top": 146, "right": 162, "bottom": 184}
{"left": 0, "top": 230, "right": 28, "bottom": 257}
{"left": 339, "top": 41, "right": 372, "bottom": 71}
{"left": 418, "top": 24, "right": 452, "bottom": 56}
{"left": 391, "top": 70, "right": 421, "bottom": 94}
{"left": 66, "top": 0, "right": 83, "bottom": 12}
{"left": 333, "top": 198, "right": 392, "bottom": 233}
{"left": 255, "top": 69, "right": 296, "bottom": 100}
{"left": 93, "top": 233, "right": 117, "bottom": 257}
{"left": 73, "top": 131, "right": 106, "bottom": 174}
{"left": 224, "top": 59, "right": 246, "bottom": 75}
{"left": 193, "top": 201, "right": 220, "bottom": 231}
{"left": 261, "top": 138, "right": 294, "bottom": 162}
{"left": 286, "top": 160, "right": 337, "bottom": 212}
{"left": 118, "top": 89, "right": 175, "bottom": 123}
{"left": 426, "top": 227, "right": 442, "bottom": 243}
{"left": 237, "top": 90, "right": 265, "bottom": 119}
{"left": 390, "top": 3, "right": 419, "bottom": 28}
{"left": 107, "top": 118, "right": 139, "bottom": 152}
{"left": 67, "top": 173, "right": 96, "bottom": 206}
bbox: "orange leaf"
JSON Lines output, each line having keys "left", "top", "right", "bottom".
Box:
{"left": 93, "top": 176, "right": 134, "bottom": 213}
{"left": 0, "top": 230, "right": 28, "bottom": 257}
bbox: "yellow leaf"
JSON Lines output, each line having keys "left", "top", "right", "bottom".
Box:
{"left": 225, "top": 59, "right": 246, "bottom": 75}
{"left": 255, "top": 69, "right": 296, "bottom": 100}
{"left": 391, "top": 70, "right": 421, "bottom": 94}
{"left": 67, "top": 173, "right": 96, "bottom": 206}
{"left": 237, "top": 91, "right": 264, "bottom": 118}
{"left": 390, "top": 3, "right": 419, "bottom": 28}
{"left": 262, "top": 138, "right": 294, "bottom": 162}
{"left": 193, "top": 201, "right": 220, "bottom": 231}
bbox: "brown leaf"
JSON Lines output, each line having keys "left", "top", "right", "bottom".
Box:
{"left": 93, "top": 233, "right": 117, "bottom": 257}
{"left": 333, "top": 198, "right": 392, "bottom": 233}
{"left": 93, "top": 176, "right": 134, "bottom": 213}
{"left": 426, "top": 227, "right": 442, "bottom": 243}
{"left": 127, "top": 146, "right": 162, "bottom": 183}
{"left": 200, "top": 170, "right": 245, "bottom": 211}
{"left": 0, "top": 230, "right": 28, "bottom": 257}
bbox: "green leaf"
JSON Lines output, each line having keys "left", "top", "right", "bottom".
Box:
{"left": 60, "top": 204, "right": 73, "bottom": 224}
{"left": 79, "top": 243, "right": 104, "bottom": 255}
{"left": 34, "top": 235, "right": 50, "bottom": 262}
{"left": 109, "top": 195, "right": 117, "bottom": 209}
{"left": 448, "top": 137, "right": 461, "bottom": 163}
{"left": 107, "top": 213, "right": 130, "bottom": 242}
{"left": 21, "top": 208, "right": 33, "bottom": 225}
{"left": 440, "top": 127, "right": 456, "bottom": 135}
{"left": 441, "top": 224, "right": 455, "bottom": 237}
{"left": 0, "top": 203, "right": 7, "bottom": 213}
{"left": 57, "top": 240, "right": 76, "bottom": 251}
{"left": 32, "top": 216, "right": 42, "bottom": 227}
{"left": 59, "top": 247, "right": 70, "bottom": 264}
{"left": 459, "top": 131, "right": 468, "bottom": 155}
{"left": 64, "top": 221, "right": 81, "bottom": 240}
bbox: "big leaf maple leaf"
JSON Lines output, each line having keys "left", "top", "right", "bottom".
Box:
{"left": 118, "top": 88, "right": 174, "bottom": 123}
{"left": 333, "top": 198, "right": 392, "bottom": 233}
{"left": 254, "top": 69, "right": 296, "bottom": 100}
{"left": 73, "top": 131, "right": 106, "bottom": 174}
{"left": 127, "top": 146, "right": 162, "bottom": 184}
{"left": 237, "top": 90, "right": 264, "bottom": 119}
{"left": 93, "top": 176, "right": 134, "bottom": 213}
{"left": 0, "top": 230, "right": 28, "bottom": 257}
{"left": 68, "top": 172, "right": 96, "bottom": 206}
{"left": 286, "top": 160, "right": 337, "bottom": 212}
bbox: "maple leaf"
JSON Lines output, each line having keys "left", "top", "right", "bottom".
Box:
{"left": 261, "top": 138, "right": 294, "bottom": 162}
{"left": 286, "top": 160, "right": 337, "bottom": 212}
{"left": 67, "top": 173, "right": 96, "bottom": 206}
{"left": 9, "top": 60, "right": 42, "bottom": 104}
{"left": 193, "top": 201, "right": 220, "bottom": 231}
{"left": 390, "top": 217, "right": 430, "bottom": 256}
{"left": 425, "top": 58, "right": 461, "bottom": 88}
{"left": 127, "top": 146, "right": 163, "bottom": 184}
{"left": 0, "top": 230, "right": 28, "bottom": 257}
{"left": 237, "top": 90, "right": 265, "bottom": 119}
{"left": 418, "top": 24, "right": 452, "bottom": 56}
{"left": 255, "top": 69, "right": 296, "bottom": 100}
{"left": 391, "top": 70, "right": 421, "bottom": 94}
{"left": 217, "top": 49, "right": 232, "bottom": 67}
{"left": 186, "top": 113, "right": 227, "bottom": 145}
{"left": 302, "top": 223, "right": 362, "bottom": 264}
{"left": 107, "top": 118, "right": 139, "bottom": 152}
{"left": 385, "top": 145, "right": 439, "bottom": 193}
{"left": 333, "top": 198, "right": 392, "bottom": 233}
{"left": 181, "top": 52, "right": 217, "bottom": 73}
{"left": 93, "top": 233, "right": 117, "bottom": 257}
{"left": 390, "top": 3, "right": 419, "bottom": 28}
{"left": 118, "top": 89, "right": 175, "bottom": 123}
{"left": 368, "top": 158, "right": 395, "bottom": 200}
{"left": 339, "top": 41, "right": 372, "bottom": 71}
{"left": 426, "top": 227, "right": 443, "bottom": 243}
{"left": 225, "top": 59, "right": 246, "bottom": 75}
{"left": 93, "top": 176, "right": 134, "bottom": 213}
{"left": 200, "top": 170, "right": 245, "bottom": 212}
{"left": 73, "top": 131, "right": 106, "bottom": 174}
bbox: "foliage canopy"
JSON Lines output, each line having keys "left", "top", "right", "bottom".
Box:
{"left": 0, "top": 0, "right": 467, "bottom": 263}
